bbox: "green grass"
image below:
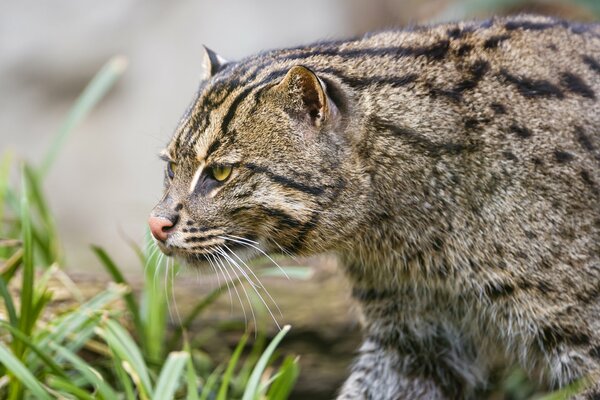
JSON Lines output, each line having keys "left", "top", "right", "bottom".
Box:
{"left": 0, "top": 57, "right": 300, "bottom": 399}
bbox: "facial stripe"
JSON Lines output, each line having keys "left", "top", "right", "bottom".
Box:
{"left": 245, "top": 163, "right": 325, "bottom": 196}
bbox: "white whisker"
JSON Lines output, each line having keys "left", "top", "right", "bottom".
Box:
{"left": 217, "top": 246, "right": 282, "bottom": 330}
{"left": 221, "top": 243, "right": 283, "bottom": 317}
{"left": 207, "top": 252, "right": 233, "bottom": 310}
{"left": 220, "top": 235, "right": 290, "bottom": 280}
{"left": 212, "top": 251, "right": 250, "bottom": 326}
{"left": 165, "top": 257, "right": 174, "bottom": 323}
{"left": 169, "top": 258, "right": 182, "bottom": 326}
{"left": 216, "top": 250, "right": 256, "bottom": 330}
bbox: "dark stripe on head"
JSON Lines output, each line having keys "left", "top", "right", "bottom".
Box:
{"left": 257, "top": 205, "right": 303, "bottom": 230}
{"left": 287, "top": 177, "right": 345, "bottom": 254}
{"left": 510, "top": 124, "right": 532, "bottom": 139}
{"left": 505, "top": 20, "right": 557, "bottom": 31}
{"left": 457, "top": 44, "right": 473, "bottom": 56}
{"left": 503, "top": 150, "right": 518, "bottom": 161}
{"left": 483, "top": 280, "right": 515, "bottom": 299}
{"left": 282, "top": 40, "right": 451, "bottom": 63}
{"left": 454, "top": 59, "right": 490, "bottom": 93}
{"left": 447, "top": 27, "right": 467, "bottom": 39}
{"left": 490, "top": 102, "right": 507, "bottom": 114}
{"left": 574, "top": 126, "right": 596, "bottom": 152}
{"left": 582, "top": 55, "right": 600, "bottom": 75}
{"left": 371, "top": 116, "right": 474, "bottom": 157}
{"left": 483, "top": 34, "right": 510, "bottom": 49}
{"left": 206, "top": 138, "right": 222, "bottom": 157}
{"left": 554, "top": 149, "right": 574, "bottom": 163}
{"left": 325, "top": 71, "right": 419, "bottom": 89}
{"left": 580, "top": 170, "right": 599, "bottom": 196}
{"left": 559, "top": 72, "right": 596, "bottom": 99}
{"left": 221, "top": 69, "right": 289, "bottom": 134}
{"left": 500, "top": 70, "right": 564, "bottom": 99}
{"left": 244, "top": 163, "right": 325, "bottom": 196}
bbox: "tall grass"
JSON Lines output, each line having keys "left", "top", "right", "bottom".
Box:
{"left": 0, "top": 57, "right": 299, "bottom": 399}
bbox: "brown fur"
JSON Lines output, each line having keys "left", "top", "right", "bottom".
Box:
{"left": 151, "top": 15, "right": 600, "bottom": 399}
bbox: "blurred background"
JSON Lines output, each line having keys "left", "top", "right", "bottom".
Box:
{"left": 1, "top": 1, "right": 599, "bottom": 398}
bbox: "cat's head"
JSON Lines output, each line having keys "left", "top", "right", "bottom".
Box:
{"left": 149, "top": 47, "right": 363, "bottom": 265}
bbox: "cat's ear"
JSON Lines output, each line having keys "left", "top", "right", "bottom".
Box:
{"left": 201, "top": 45, "right": 227, "bottom": 79}
{"left": 273, "top": 65, "right": 338, "bottom": 128}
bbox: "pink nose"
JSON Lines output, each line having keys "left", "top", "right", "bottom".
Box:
{"left": 148, "top": 216, "right": 175, "bottom": 242}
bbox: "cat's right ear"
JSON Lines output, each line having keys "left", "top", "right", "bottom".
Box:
{"left": 201, "top": 45, "right": 228, "bottom": 80}
{"left": 271, "top": 65, "right": 339, "bottom": 129}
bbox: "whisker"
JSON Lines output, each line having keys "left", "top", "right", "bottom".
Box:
{"left": 212, "top": 251, "right": 250, "bottom": 327}
{"left": 220, "top": 242, "right": 284, "bottom": 318}
{"left": 217, "top": 246, "right": 282, "bottom": 330}
{"left": 207, "top": 252, "right": 234, "bottom": 310}
{"left": 203, "top": 249, "right": 222, "bottom": 289}
{"left": 165, "top": 256, "right": 174, "bottom": 324}
{"left": 169, "top": 258, "right": 182, "bottom": 327}
{"left": 270, "top": 238, "right": 298, "bottom": 261}
{"left": 153, "top": 252, "right": 164, "bottom": 292}
{"left": 144, "top": 244, "right": 161, "bottom": 276}
{"left": 220, "top": 235, "right": 290, "bottom": 280}
{"left": 216, "top": 250, "right": 256, "bottom": 330}
{"left": 226, "top": 235, "right": 259, "bottom": 245}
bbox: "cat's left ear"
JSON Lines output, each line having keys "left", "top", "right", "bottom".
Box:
{"left": 273, "top": 65, "right": 339, "bottom": 128}
{"left": 201, "top": 45, "right": 228, "bottom": 79}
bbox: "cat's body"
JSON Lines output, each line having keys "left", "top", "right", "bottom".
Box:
{"left": 149, "top": 14, "right": 600, "bottom": 399}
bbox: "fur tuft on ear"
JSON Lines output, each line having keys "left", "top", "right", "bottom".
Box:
{"left": 201, "top": 45, "right": 228, "bottom": 79}
{"left": 273, "top": 65, "right": 337, "bottom": 128}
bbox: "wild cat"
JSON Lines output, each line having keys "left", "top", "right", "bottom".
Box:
{"left": 149, "top": 14, "right": 600, "bottom": 399}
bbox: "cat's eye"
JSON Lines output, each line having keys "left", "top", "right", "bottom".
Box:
{"left": 210, "top": 165, "right": 233, "bottom": 182}
{"left": 167, "top": 161, "right": 177, "bottom": 179}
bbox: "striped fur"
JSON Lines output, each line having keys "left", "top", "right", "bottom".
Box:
{"left": 150, "top": 14, "right": 600, "bottom": 399}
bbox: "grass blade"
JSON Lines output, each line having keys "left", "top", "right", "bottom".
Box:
{"left": 154, "top": 351, "right": 189, "bottom": 400}
{"left": 199, "top": 365, "right": 224, "bottom": 400}
{"left": 98, "top": 318, "right": 153, "bottom": 399}
{"left": 49, "top": 341, "right": 119, "bottom": 400}
{"left": 13, "top": 167, "right": 34, "bottom": 390}
{"left": 91, "top": 245, "right": 142, "bottom": 336}
{"left": 46, "top": 376, "right": 95, "bottom": 400}
{"left": 40, "top": 56, "right": 128, "bottom": 175}
{"left": 142, "top": 232, "right": 168, "bottom": 363}
{"left": 34, "top": 282, "right": 126, "bottom": 356}
{"left": 242, "top": 325, "right": 291, "bottom": 400}
{"left": 0, "top": 321, "right": 67, "bottom": 379}
{"left": 0, "top": 248, "right": 23, "bottom": 282}
{"left": 265, "top": 355, "right": 299, "bottom": 400}
{"left": 217, "top": 332, "right": 248, "bottom": 400}
{"left": 0, "top": 275, "right": 17, "bottom": 326}
{"left": 0, "top": 342, "right": 52, "bottom": 400}
{"left": 185, "top": 342, "right": 200, "bottom": 400}
{"left": 111, "top": 353, "right": 136, "bottom": 400}
{"left": 22, "top": 165, "right": 60, "bottom": 263}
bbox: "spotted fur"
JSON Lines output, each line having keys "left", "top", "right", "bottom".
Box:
{"left": 151, "top": 14, "right": 600, "bottom": 399}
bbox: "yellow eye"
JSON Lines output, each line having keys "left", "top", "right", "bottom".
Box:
{"left": 211, "top": 165, "right": 232, "bottom": 182}
{"left": 167, "top": 161, "right": 177, "bottom": 179}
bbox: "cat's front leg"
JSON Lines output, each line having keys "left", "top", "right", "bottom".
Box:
{"left": 336, "top": 339, "right": 448, "bottom": 400}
